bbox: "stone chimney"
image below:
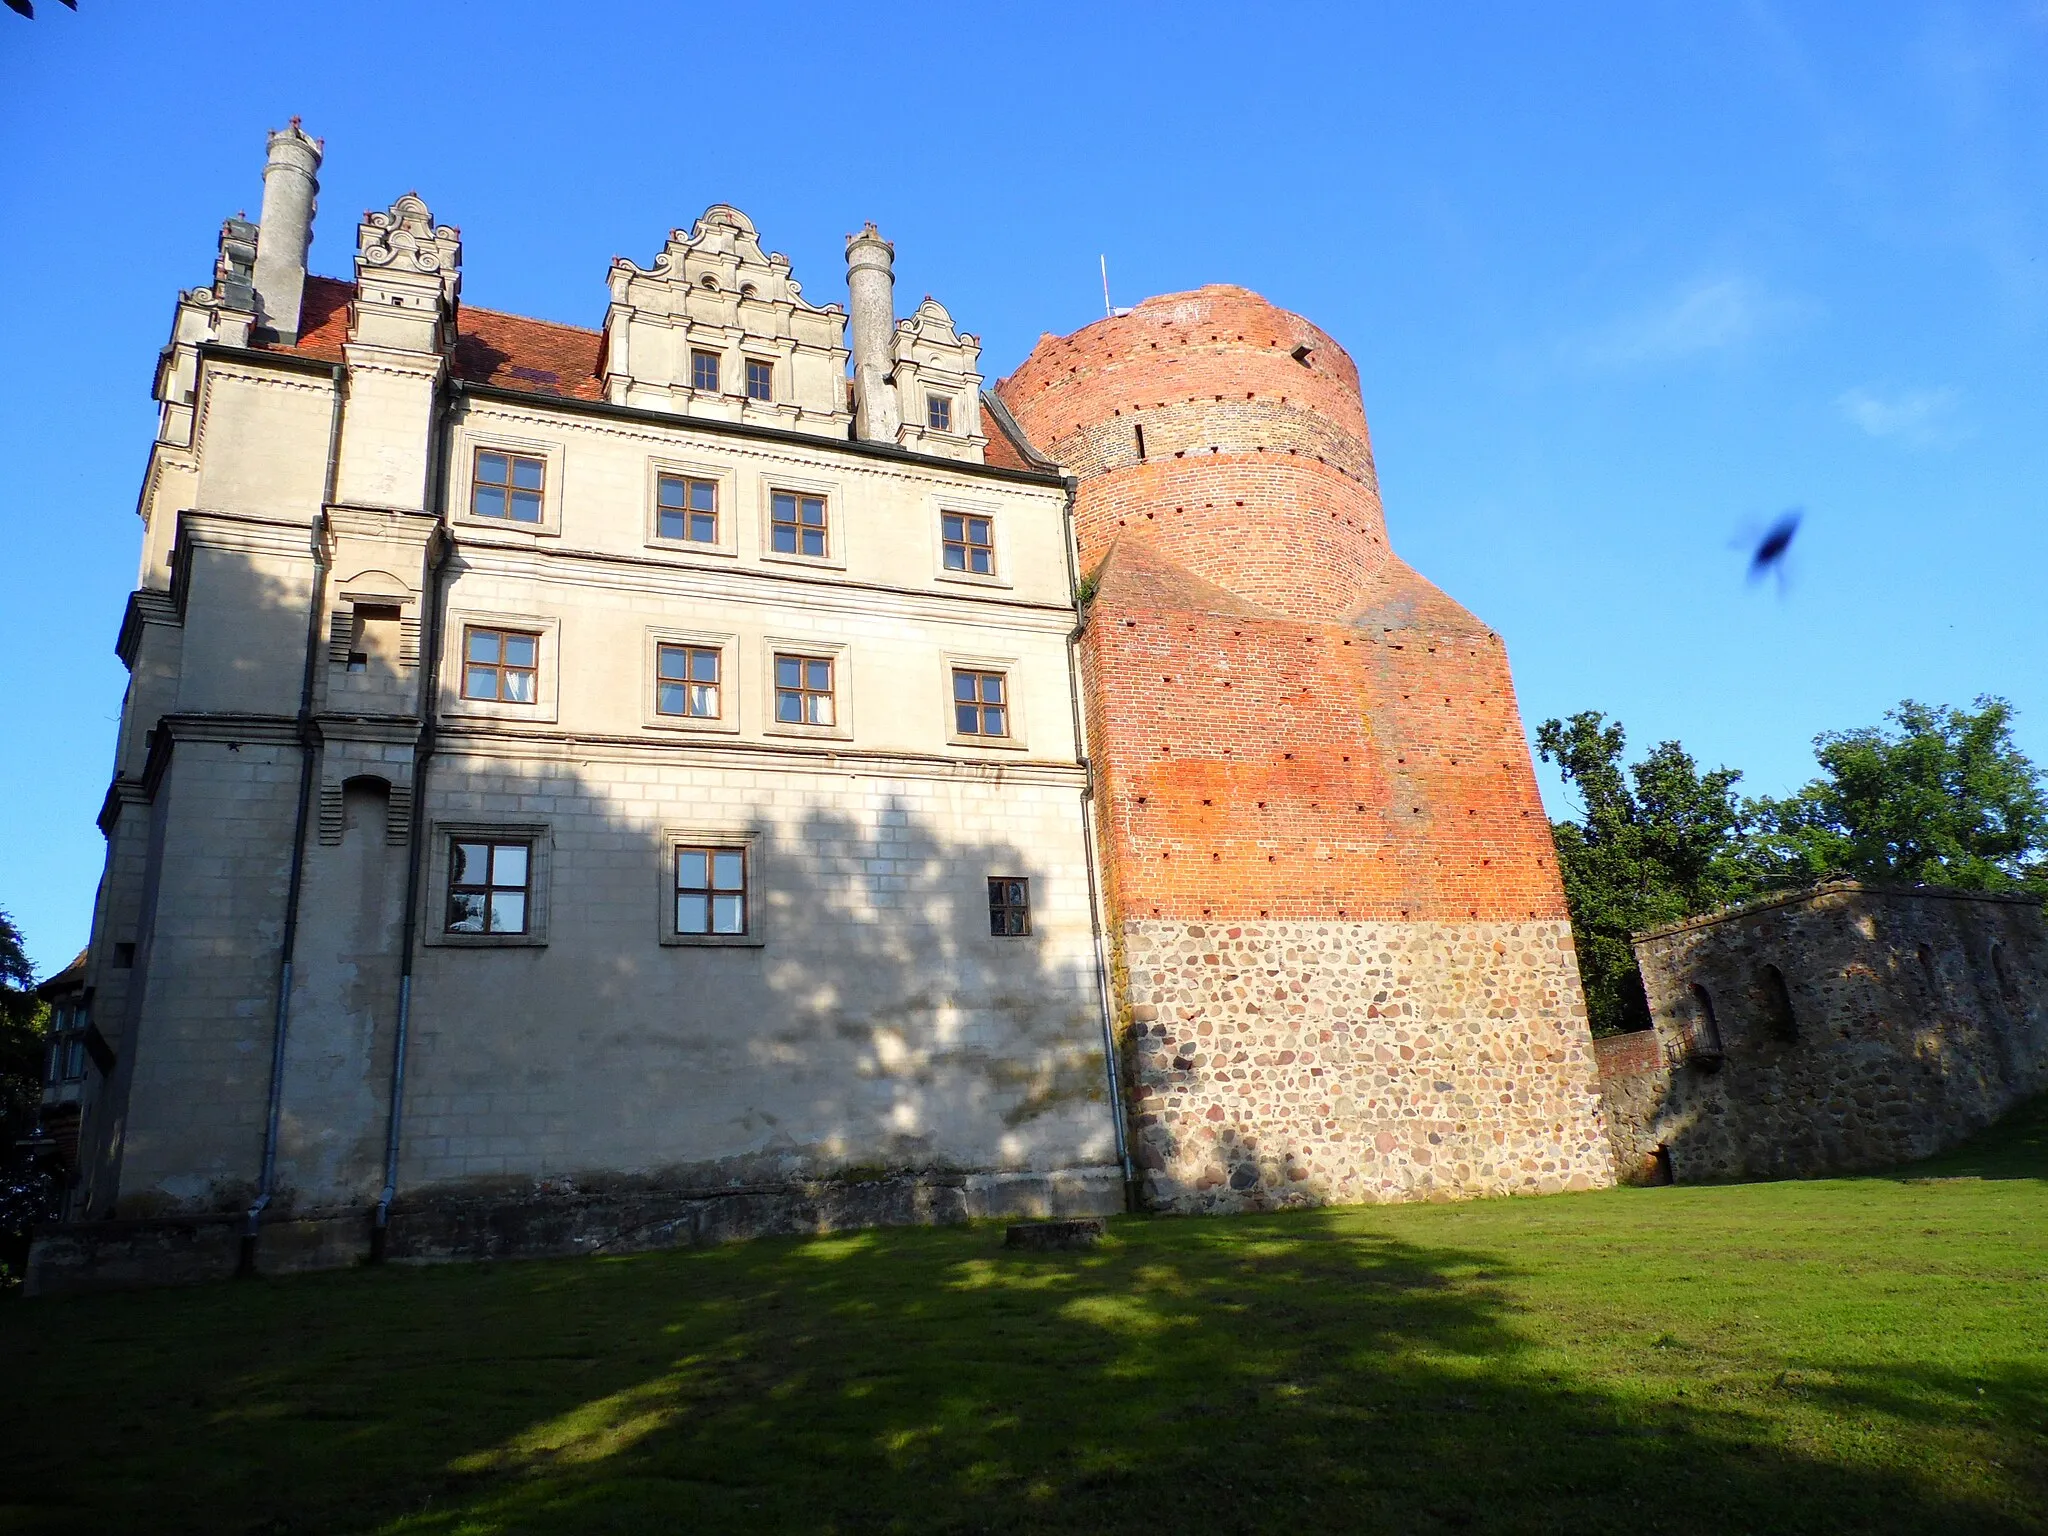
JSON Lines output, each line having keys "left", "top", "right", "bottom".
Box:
{"left": 845, "top": 222, "right": 901, "bottom": 442}
{"left": 252, "top": 119, "right": 322, "bottom": 343}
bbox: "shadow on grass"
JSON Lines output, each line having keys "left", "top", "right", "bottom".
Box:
{"left": 1886, "top": 1092, "right": 2048, "bottom": 1183}
{"left": 4, "top": 1206, "right": 2043, "bottom": 1535}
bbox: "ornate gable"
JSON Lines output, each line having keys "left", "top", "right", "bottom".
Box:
{"left": 602, "top": 205, "right": 851, "bottom": 436}
{"left": 889, "top": 297, "right": 985, "bottom": 462}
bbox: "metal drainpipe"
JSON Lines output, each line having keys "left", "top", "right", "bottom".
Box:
{"left": 371, "top": 381, "right": 455, "bottom": 1258}
{"left": 240, "top": 359, "right": 347, "bottom": 1276}
{"left": 1056, "top": 474, "right": 1134, "bottom": 1208}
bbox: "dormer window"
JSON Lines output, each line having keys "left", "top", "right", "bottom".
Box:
{"left": 927, "top": 394, "right": 954, "bottom": 432}
{"left": 691, "top": 350, "right": 721, "bottom": 393}
{"left": 745, "top": 359, "right": 774, "bottom": 403}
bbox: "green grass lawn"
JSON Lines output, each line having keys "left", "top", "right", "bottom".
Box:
{"left": 4, "top": 1105, "right": 2045, "bottom": 1536}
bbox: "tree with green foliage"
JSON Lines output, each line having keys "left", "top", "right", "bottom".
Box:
{"left": 1744, "top": 696, "right": 2048, "bottom": 896}
{"left": 0, "top": 909, "right": 54, "bottom": 1288}
{"left": 1536, "top": 713, "right": 1757, "bottom": 1035}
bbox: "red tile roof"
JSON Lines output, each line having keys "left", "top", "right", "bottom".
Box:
{"left": 257, "top": 276, "right": 605, "bottom": 401}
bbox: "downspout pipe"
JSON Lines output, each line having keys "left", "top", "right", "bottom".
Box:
{"left": 241, "top": 359, "right": 346, "bottom": 1275}
{"left": 372, "top": 382, "right": 455, "bottom": 1255}
{"left": 1056, "top": 474, "right": 1135, "bottom": 1209}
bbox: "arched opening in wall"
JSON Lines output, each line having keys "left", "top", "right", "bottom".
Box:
{"left": 1651, "top": 1144, "right": 1674, "bottom": 1186}
{"left": 1685, "top": 983, "right": 1723, "bottom": 1067}
{"left": 342, "top": 775, "right": 393, "bottom": 841}
{"left": 1918, "top": 943, "right": 1939, "bottom": 997}
{"left": 1759, "top": 964, "right": 1798, "bottom": 1044}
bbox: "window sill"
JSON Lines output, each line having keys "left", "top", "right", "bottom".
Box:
{"left": 946, "top": 733, "right": 1031, "bottom": 753}
{"left": 658, "top": 931, "right": 766, "bottom": 949}
{"left": 934, "top": 569, "right": 1015, "bottom": 593}
{"left": 759, "top": 548, "right": 849, "bottom": 575}
{"left": 763, "top": 721, "right": 853, "bottom": 744}
{"left": 426, "top": 930, "right": 548, "bottom": 949}
{"left": 645, "top": 713, "right": 743, "bottom": 737}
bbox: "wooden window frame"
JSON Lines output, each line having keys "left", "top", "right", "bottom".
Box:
{"left": 691, "top": 349, "right": 721, "bottom": 393}
{"left": 952, "top": 668, "right": 1009, "bottom": 739}
{"left": 655, "top": 473, "right": 720, "bottom": 545}
{"left": 927, "top": 393, "right": 954, "bottom": 432}
{"left": 460, "top": 625, "right": 541, "bottom": 705}
{"left": 769, "top": 488, "right": 830, "bottom": 560}
{"left": 988, "top": 876, "right": 1032, "bottom": 937}
{"left": 674, "top": 844, "right": 749, "bottom": 937}
{"left": 655, "top": 642, "right": 723, "bottom": 721}
{"left": 427, "top": 823, "right": 551, "bottom": 948}
{"left": 744, "top": 358, "right": 775, "bottom": 403}
{"left": 469, "top": 447, "right": 546, "bottom": 524}
{"left": 941, "top": 511, "right": 995, "bottom": 577}
{"left": 444, "top": 837, "right": 534, "bottom": 937}
{"left": 772, "top": 652, "right": 836, "bottom": 728}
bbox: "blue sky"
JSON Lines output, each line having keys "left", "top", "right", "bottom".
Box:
{"left": 2, "top": 2, "right": 2044, "bottom": 975}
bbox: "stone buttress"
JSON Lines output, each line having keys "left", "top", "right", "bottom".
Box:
{"left": 999, "top": 286, "right": 1616, "bottom": 1208}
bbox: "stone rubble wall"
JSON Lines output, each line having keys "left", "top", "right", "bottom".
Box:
{"left": 1122, "top": 917, "right": 1615, "bottom": 1210}
{"left": 1619, "top": 883, "right": 2048, "bottom": 1181}
{"left": 1589, "top": 1030, "right": 1671, "bottom": 1184}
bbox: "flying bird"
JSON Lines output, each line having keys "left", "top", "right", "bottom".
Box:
{"left": 1747, "top": 508, "right": 1802, "bottom": 587}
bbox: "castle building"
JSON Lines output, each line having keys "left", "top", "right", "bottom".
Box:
{"left": 32, "top": 127, "right": 1612, "bottom": 1291}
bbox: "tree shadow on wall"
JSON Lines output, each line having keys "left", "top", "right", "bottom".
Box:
{"left": 4, "top": 1207, "right": 2042, "bottom": 1534}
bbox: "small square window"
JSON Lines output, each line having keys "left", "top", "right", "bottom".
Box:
{"left": 773, "top": 653, "right": 835, "bottom": 726}
{"left": 927, "top": 394, "right": 953, "bottom": 432}
{"left": 988, "top": 877, "right": 1031, "bottom": 936}
{"left": 745, "top": 359, "right": 774, "bottom": 402}
{"left": 953, "top": 669, "right": 1008, "bottom": 738}
{"left": 691, "top": 350, "right": 721, "bottom": 393}
{"left": 471, "top": 449, "right": 545, "bottom": 523}
{"left": 656, "top": 474, "right": 719, "bottom": 543}
{"left": 462, "top": 626, "right": 539, "bottom": 704}
{"left": 676, "top": 845, "right": 748, "bottom": 936}
{"left": 770, "top": 491, "right": 829, "bottom": 558}
{"left": 656, "top": 643, "right": 722, "bottom": 719}
{"left": 941, "top": 512, "right": 995, "bottom": 576}
{"left": 446, "top": 839, "right": 532, "bottom": 935}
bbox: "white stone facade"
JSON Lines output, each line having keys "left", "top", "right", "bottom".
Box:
{"left": 50, "top": 129, "right": 1124, "bottom": 1274}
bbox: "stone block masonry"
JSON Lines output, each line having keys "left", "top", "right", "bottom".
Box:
{"left": 1126, "top": 919, "right": 1609, "bottom": 1207}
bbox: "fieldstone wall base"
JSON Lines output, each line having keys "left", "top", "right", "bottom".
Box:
{"left": 1122, "top": 918, "right": 1616, "bottom": 1211}
{"left": 23, "top": 1165, "right": 1125, "bottom": 1296}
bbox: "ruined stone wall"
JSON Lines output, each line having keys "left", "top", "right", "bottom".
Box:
{"left": 1003, "top": 286, "right": 1614, "bottom": 1212}
{"left": 1616, "top": 883, "right": 2048, "bottom": 1181}
{"left": 1589, "top": 1030, "right": 1670, "bottom": 1185}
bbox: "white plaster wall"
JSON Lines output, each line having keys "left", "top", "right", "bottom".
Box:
{"left": 402, "top": 752, "right": 1111, "bottom": 1190}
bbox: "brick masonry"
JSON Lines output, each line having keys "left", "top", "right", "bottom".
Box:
{"left": 999, "top": 285, "right": 1616, "bottom": 1209}
{"left": 1597, "top": 882, "right": 2048, "bottom": 1182}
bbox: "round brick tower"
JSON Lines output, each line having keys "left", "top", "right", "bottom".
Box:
{"left": 998, "top": 286, "right": 1615, "bottom": 1211}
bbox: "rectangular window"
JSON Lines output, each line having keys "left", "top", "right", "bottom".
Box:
{"left": 675, "top": 845, "right": 748, "bottom": 936}
{"left": 446, "top": 839, "right": 531, "bottom": 935}
{"left": 691, "top": 350, "right": 721, "bottom": 393}
{"left": 953, "top": 669, "right": 1008, "bottom": 738}
{"left": 656, "top": 474, "right": 719, "bottom": 543}
{"left": 462, "top": 626, "right": 539, "bottom": 704}
{"left": 927, "top": 394, "right": 953, "bottom": 432}
{"left": 656, "top": 643, "right": 722, "bottom": 719}
{"left": 745, "top": 359, "right": 774, "bottom": 402}
{"left": 988, "top": 877, "right": 1031, "bottom": 936}
{"left": 471, "top": 449, "right": 545, "bottom": 523}
{"left": 773, "top": 653, "right": 835, "bottom": 726}
{"left": 941, "top": 512, "right": 994, "bottom": 575}
{"left": 770, "top": 490, "right": 829, "bottom": 558}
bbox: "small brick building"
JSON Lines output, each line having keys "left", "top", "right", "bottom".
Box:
{"left": 1594, "top": 882, "right": 2048, "bottom": 1183}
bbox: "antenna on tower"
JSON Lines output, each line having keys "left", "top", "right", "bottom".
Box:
{"left": 1100, "top": 255, "right": 1133, "bottom": 319}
